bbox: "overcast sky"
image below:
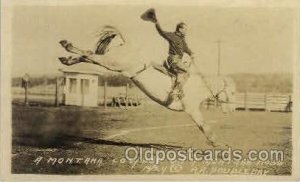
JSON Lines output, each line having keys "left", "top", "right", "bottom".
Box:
{"left": 11, "top": 4, "right": 295, "bottom": 77}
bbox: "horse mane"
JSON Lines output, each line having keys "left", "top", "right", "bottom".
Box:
{"left": 95, "top": 25, "right": 125, "bottom": 55}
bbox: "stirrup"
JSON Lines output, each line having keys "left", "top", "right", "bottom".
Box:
{"left": 170, "top": 89, "right": 184, "bottom": 99}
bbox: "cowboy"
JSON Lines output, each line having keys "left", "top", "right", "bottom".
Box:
{"left": 142, "top": 9, "right": 194, "bottom": 100}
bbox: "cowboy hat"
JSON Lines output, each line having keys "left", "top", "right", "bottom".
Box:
{"left": 141, "top": 8, "right": 157, "bottom": 23}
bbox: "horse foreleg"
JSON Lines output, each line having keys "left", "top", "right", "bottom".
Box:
{"left": 220, "top": 103, "right": 229, "bottom": 114}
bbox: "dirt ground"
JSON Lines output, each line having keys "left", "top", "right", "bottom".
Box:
{"left": 11, "top": 102, "right": 292, "bottom": 175}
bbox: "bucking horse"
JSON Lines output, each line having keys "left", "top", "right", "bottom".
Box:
{"left": 58, "top": 11, "right": 236, "bottom": 147}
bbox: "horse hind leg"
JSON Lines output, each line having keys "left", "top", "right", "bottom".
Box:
{"left": 59, "top": 40, "right": 93, "bottom": 57}
{"left": 185, "top": 107, "right": 228, "bottom": 148}
{"left": 58, "top": 56, "right": 82, "bottom": 66}
{"left": 186, "top": 108, "right": 216, "bottom": 145}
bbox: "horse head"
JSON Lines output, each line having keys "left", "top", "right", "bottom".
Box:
{"left": 95, "top": 25, "right": 125, "bottom": 55}
{"left": 217, "top": 77, "right": 236, "bottom": 112}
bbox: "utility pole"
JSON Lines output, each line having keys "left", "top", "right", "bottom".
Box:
{"left": 104, "top": 81, "right": 107, "bottom": 108}
{"left": 215, "top": 39, "right": 223, "bottom": 108}
{"left": 216, "top": 39, "right": 222, "bottom": 76}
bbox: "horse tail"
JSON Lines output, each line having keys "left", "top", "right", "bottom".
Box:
{"left": 94, "top": 25, "right": 125, "bottom": 55}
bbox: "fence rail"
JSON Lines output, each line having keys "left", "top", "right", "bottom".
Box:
{"left": 235, "top": 92, "right": 292, "bottom": 112}
{"left": 13, "top": 82, "right": 292, "bottom": 112}
{"left": 203, "top": 92, "right": 292, "bottom": 112}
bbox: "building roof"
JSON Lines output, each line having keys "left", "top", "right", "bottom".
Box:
{"left": 59, "top": 63, "right": 110, "bottom": 75}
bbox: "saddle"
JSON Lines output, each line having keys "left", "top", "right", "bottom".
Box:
{"left": 152, "top": 63, "right": 188, "bottom": 101}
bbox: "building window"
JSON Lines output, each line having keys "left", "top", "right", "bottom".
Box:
{"left": 69, "top": 78, "right": 77, "bottom": 93}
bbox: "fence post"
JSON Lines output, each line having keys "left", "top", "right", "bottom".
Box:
{"left": 24, "top": 83, "right": 28, "bottom": 105}
{"left": 55, "top": 77, "right": 59, "bottom": 107}
{"left": 264, "top": 94, "right": 267, "bottom": 112}
{"left": 287, "top": 95, "right": 292, "bottom": 112}
{"left": 22, "top": 74, "right": 30, "bottom": 106}
{"left": 125, "top": 83, "right": 129, "bottom": 108}
{"left": 104, "top": 81, "right": 107, "bottom": 108}
{"left": 244, "top": 92, "right": 248, "bottom": 111}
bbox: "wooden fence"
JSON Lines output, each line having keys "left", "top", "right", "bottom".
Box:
{"left": 204, "top": 92, "right": 292, "bottom": 112}
{"left": 235, "top": 92, "right": 292, "bottom": 112}
{"left": 12, "top": 80, "right": 143, "bottom": 108}
{"left": 13, "top": 78, "right": 292, "bottom": 112}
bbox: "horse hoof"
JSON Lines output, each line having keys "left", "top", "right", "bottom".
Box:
{"left": 207, "top": 140, "right": 229, "bottom": 148}
{"left": 58, "top": 56, "right": 73, "bottom": 66}
{"left": 59, "top": 40, "right": 68, "bottom": 47}
{"left": 58, "top": 57, "right": 67, "bottom": 64}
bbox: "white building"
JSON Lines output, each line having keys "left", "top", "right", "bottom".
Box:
{"left": 59, "top": 63, "right": 103, "bottom": 107}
